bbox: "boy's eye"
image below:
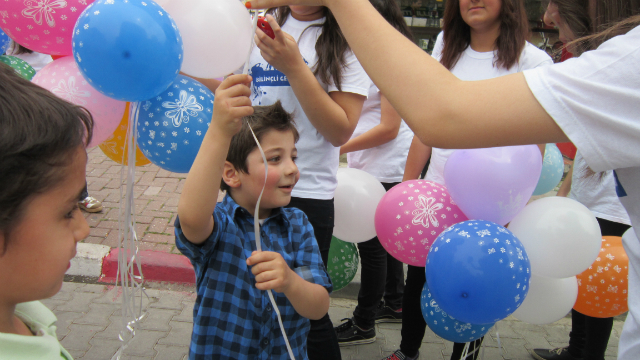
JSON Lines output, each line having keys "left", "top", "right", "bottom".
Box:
{"left": 291, "top": 156, "right": 297, "bottom": 163}
{"left": 268, "top": 156, "right": 281, "bottom": 162}
{"left": 65, "top": 204, "right": 79, "bottom": 219}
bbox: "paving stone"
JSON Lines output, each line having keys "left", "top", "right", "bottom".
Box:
{"left": 75, "top": 303, "right": 118, "bottom": 326}
{"left": 54, "top": 311, "right": 84, "bottom": 340}
{"left": 149, "top": 291, "right": 187, "bottom": 310}
{"left": 121, "top": 329, "right": 166, "bottom": 357}
{"left": 138, "top": 308, "right": 178, "bottom": 332}
{"left": 81, "top": 337, "right": 122, "bottom": 359}
{"left": 56, "top": 291, "right": 103, "bottom": 313}
{"left": 61, "top": 324, "right": 106, "bottom": 351}
{"left": 153, "top": 344, "right": 189, "bottom": 360}
{"left": 156, "top": 320, "right": 193, "bottom": 347}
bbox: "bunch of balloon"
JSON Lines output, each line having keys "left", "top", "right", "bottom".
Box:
{"left": 532, "top": 143, "right": 564, "bottom": 196}
{"left": 425, "top": 220, "right": 531, "bottom": 325}
{"left": 136, "top": 75, "right": 215, "bottom": 173}
{"left": 374, "top": 180, "right": 468, "bottom": 266}
{"left": 507, "top": 197, "right": 602, "bottom": 324}
{"left": 0, "top": 0, "right": 94, "bottom": 56}
{"left": 573, "top": 235, "right": 629, "bottom": 318}
{"left": 326, "top": 236, "right": 360, "bottom": 292}
{"left": 0, "top": 56, "right": 36, "bottom": 80}
{"left": 32, "top": 56, "right": 126, "bottom": 148}
{"left": 333, "top": 168, "right": 387, "bottom": 243}
{"left": 100, "top": 103, "right": 152, "bottom": 167}
{"left": 0, "top": 28, "right": 10, "bottom": 53}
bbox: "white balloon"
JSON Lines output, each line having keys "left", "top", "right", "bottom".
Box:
{"left": 512, "top": 275, "right": 578, "bottom": 325}
{"left": 333, "top": 168, "right": 387, "bottom": 243}
{"left": 162, "top": 0, "right": 253, "bottom": 78}
{"left": 508, "top": 197, "right": 602, "bottom": 278}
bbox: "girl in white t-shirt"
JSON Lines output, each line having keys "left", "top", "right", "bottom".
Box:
{"left": 395, "top": 0, "right": 551, "bottom": 358}
{"left": 252, "top": 6, "right": 370, "bottom": 360}
{"left": 332, "top": 0, "right": 414, "bottom": 347}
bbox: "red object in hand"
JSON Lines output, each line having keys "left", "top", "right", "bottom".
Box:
{"left": 258, "top": 17, "right": 275, "bottom": 39}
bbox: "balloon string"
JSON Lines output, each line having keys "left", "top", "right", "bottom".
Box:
{"left": 112, "top": 101, "right": 148, "bottom": 359}
{"left": 495, "top": 322, "right": 503, "bottom": 357}
{"left": 240, "top": 11, "right": 295, "bottom": 359}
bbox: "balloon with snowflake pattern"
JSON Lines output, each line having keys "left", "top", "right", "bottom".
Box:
{"left": 136, "top": 75, "right": 213, "bottom": 173}
{"left": 0, "top": 55, "right": 36, "bottom": 80}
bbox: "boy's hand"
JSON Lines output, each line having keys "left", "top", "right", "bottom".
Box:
{"left": 247, "top": 251, "right": 294, "bottom": 293}
{"left": 211, "top": 74, "right": 254, "bottom": 138}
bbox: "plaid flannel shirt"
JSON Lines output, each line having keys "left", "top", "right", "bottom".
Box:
{"left": 175, "top": 195, "right": 332, "bottom": 360}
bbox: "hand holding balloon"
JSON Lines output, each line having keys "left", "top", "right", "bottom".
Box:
{"left": 254, "top": 15, "right": 306, "bottom": 75}
{"left": 212, "top": 75, "right": 255, "bottom": 138}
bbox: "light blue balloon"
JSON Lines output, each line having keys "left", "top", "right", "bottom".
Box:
{"left": 0, "top": 28, "right": 10, "bottom": 54}
{"left": 136, "top": 75, "right": 214, "bottom": 173}
{"left": 532, "top": 143, "right": 564, "bottom": 195}
{"left": 426, "top": 220, "right": 531, "bottom": 324}
{"left": 421, "top": 281, "right": 493, "bottom": 342}
{"left": 72, "top": 0, "right": 183, "bottom": 101}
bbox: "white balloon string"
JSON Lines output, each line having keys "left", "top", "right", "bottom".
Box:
{"left": 246, "top": 123, "right": 295, "bottom": 360}
{"left": 112, "top": 101, "right": 149, "bottom": 360}
{"left": 495, "top": 322, "right": 503, "bottom": 357}
{"left": 460, "top": 342, "right": 469, "bottom": 360}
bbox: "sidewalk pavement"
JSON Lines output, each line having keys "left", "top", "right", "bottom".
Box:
{"left": 49, "top": 282, "right": 623, "bottom": 360}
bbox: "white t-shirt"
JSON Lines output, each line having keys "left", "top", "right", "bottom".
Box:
{"left": 569, "top": 151, "right": 631, "bottom": 225}
{"left": 523, "top": 25, "right": 640, "bottom": 360}
{"left": 246, "top": 14, "right": 370, "bottom": 199}
{"left": 5, "top": 41, "right": 52, "bottom": 72}
{"left": 425, "top": 40, "right": 553, "bottom": 186}
{"left": 346, "top": 83, "right": 414, "bottom": 182}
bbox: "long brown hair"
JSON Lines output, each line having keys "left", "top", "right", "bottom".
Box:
{"left": 440, "top": 0, "right": 529, "bottom": 70}
{"left": 369, "top": 0, "right": 414, "bottom": 41}
{"left": 268, "top": 6, "right": 351, "bottom": 91}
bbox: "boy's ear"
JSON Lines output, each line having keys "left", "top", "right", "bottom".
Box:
{"left": 222, "top": 161, "right": 242, "bottom": 189}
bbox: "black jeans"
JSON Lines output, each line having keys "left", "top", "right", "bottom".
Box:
{"left": 567, "top": 217, "right": 631, "bottom": 360}
{"left": 400, "top": 265, "right": 483, "bottom": 360}
{"left": 353, "top": 182, "right": 405, "bottom": 329}
{"left": 80, "top": 182, "right": 89, "bottom": 199}
{"left": 287, "top": 197, "right": 341, "bottom": 360}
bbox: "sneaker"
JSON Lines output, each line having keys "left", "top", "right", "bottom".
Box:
{"left": 78, "top": 196, "right": 103, "bottom": 213}
{"left": 381, "top": 349, "right": 419, "bottom": 360}
{"left": 375, "top": 301, "right": 402, "bottom": 323}
{"left": 334, "top": 318, "right": 376, "bottom": 346}
{"left": 531, "top": 347, "right": 583, "bottom": 360}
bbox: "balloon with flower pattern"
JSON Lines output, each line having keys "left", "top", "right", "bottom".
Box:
{"left": 326, "top": 237, "right": 359, "bottom": 291}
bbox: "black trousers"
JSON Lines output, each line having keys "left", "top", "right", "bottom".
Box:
{"left": 287, "top": 197, "right": 342, "bottom": 360}
{"left": 353, "top": 182, "right": 405, "bottom": 329}
{"left": 567, "top": 217, "right": 631, "bottom": 360}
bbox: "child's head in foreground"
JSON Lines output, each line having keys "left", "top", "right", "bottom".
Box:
{"left": 0, "top": 62, "right": 93, "bottom": 305}
{"left": 221, "top": 101, "right": 300, "bottom": 213}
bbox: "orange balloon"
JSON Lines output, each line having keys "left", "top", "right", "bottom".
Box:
{"left": 573, "top": 236, "right": 629, "bottom": 318}
{"left": 99, "top": 103, "right": 151, "bottom": 166}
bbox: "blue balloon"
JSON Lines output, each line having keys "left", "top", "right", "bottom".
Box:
{"left": 72, "top": 0, "right": 183, "bottom": 101}
{"left": 532, "top": 143, "right": 564, "bottom": 195}
{"left": 0, "top": 28, "right": 10, "bottom": 54}
{"left": 421, "top": 281, "right": 493, "bottom": 342}
{"left": 136, "top": 75, "right": 214, "bottom": 173}
{"left": 425, "top": 220, "right": 531, "bottom": 324}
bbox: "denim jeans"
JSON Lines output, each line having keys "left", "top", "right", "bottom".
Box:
{"left": 353, "top": 182, "right": 405, "bottom": 329}
{"left": 287, "top": 197, "right": 341, "bottom": 360}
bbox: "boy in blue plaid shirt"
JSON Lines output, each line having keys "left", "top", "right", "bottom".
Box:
{"left": 175, "top": 75, "right": 332, "bottom": 360}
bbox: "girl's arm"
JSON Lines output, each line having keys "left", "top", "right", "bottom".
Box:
{"left": 256, "top": 15, "right": 366, "bottom": 147}
{"left": 248, "top": 0, "right": 568, "bottom": 149}
{"left": 340, "top": 94, "right": 402, "bottom": 155}
{"left": 403, "top": 135, "right": 432, "bottom": 181}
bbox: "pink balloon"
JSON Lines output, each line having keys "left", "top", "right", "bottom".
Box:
{"left": 443, "top": 145, "right": 542, "bottom": 226}
{"left": 32, "top": 56, "right": 126, "bottom": 148}
{"left": 0, "top": 0, "right": 94, "bottom": 55}
{"left": 374, "top": 180, "right": 468, "bottom": 266}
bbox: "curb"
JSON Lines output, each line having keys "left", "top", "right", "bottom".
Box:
{"left": 67, "top": 243, "right": 361, "bottom": 299}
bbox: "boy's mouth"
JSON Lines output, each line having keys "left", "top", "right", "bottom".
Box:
{"left": 279, "top": 184, "right": 295, "bottom": 190}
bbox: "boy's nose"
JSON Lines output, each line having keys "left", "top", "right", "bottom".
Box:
{"left": 75, "top": 211, "right": 91, "bottom": 243}
{"left": 285, "top": 159, "right": 299, "bottom": 176}
{"left": 543, "top": 3, "right": 556, "bottom": 27}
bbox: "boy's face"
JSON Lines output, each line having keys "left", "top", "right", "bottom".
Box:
{"left": 237, "top": 129, "right": 299, "bottom": 218}
{"left": 0, "top": 147, "right": 89, "bottom": 303}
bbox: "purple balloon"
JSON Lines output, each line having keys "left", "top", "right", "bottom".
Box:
{"left": 443, "top": 145, "right": 542, "bottom": 225}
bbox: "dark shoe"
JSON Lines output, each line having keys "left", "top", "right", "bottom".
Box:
{"left": 381, "top": 349, "right": 419, "bottom": 360}
{"left": 531, "top": 347, "right": 583, "bottom": 360}
{"left": 334, "top": 318, "right": 376, "bottom": 346}
{"left": 375, "top": 301, "right": 402, "bottom": 323}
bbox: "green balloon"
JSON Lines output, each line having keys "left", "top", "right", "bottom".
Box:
{"left": 0, "top": 55, "right": 36, "bottom": 80}
{"left": 327, "top": 236, "right": 359, "bottom": 291}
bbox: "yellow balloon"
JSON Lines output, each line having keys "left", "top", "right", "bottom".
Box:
{"left": 99, "top": 103, "right": 151, "bottom": 166}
